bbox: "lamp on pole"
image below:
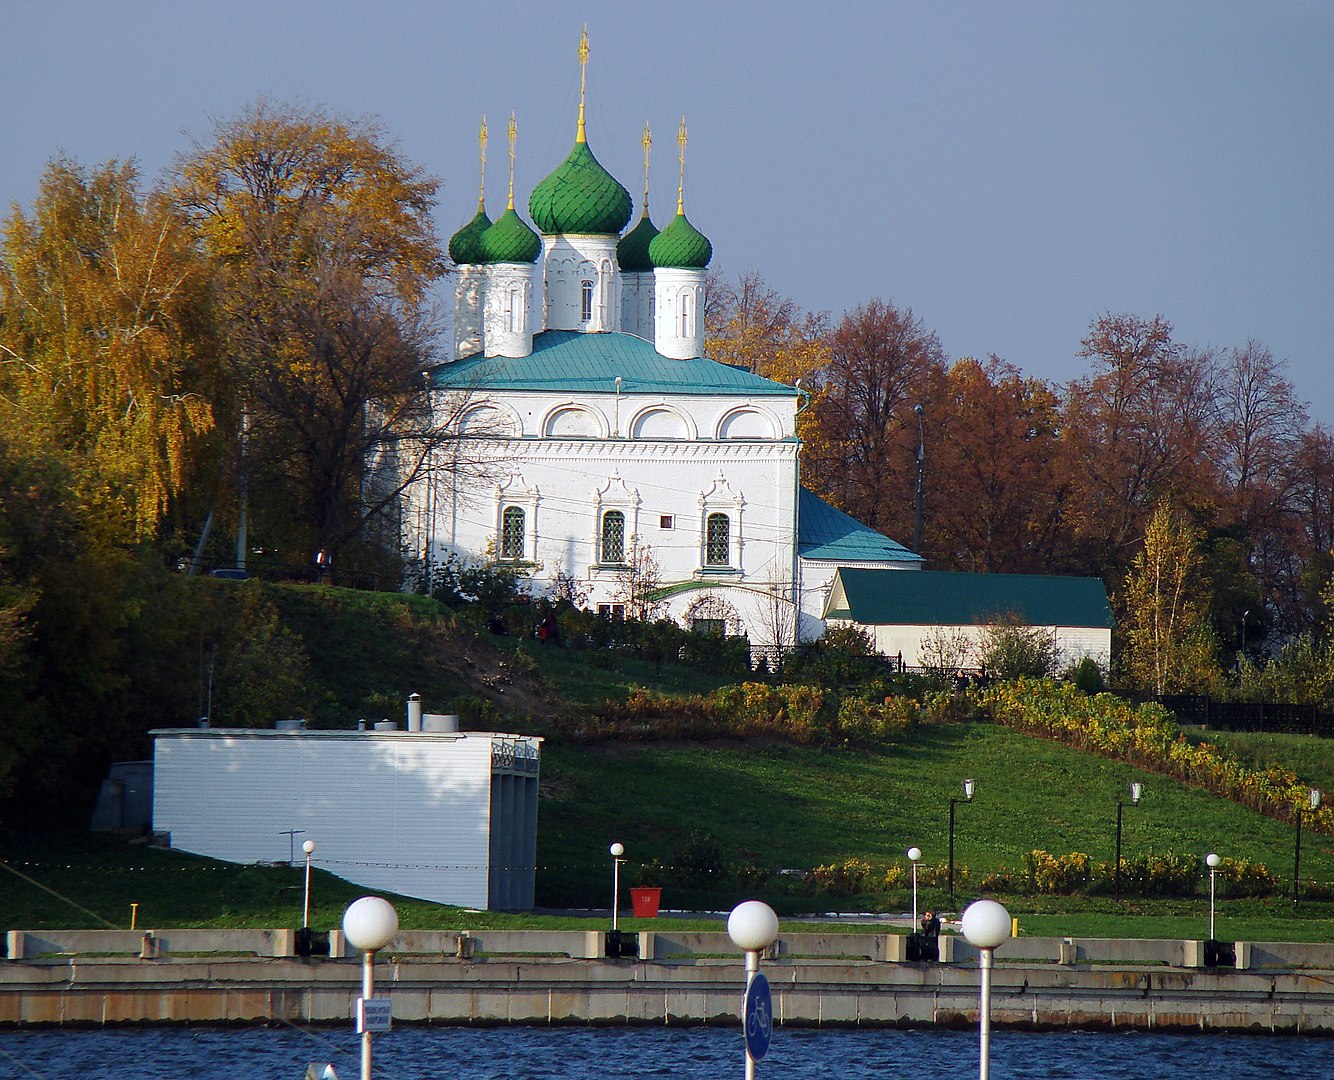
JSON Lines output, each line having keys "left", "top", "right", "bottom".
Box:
{"left": 1114, "top": 782, "right": 1143, "bottom": 901}
{"left": 1240, "top": 609, "right": 1250, "bottom": 665}
{"left": 1205, "top": 853, "right": 1221, "bottom": 941}
{"left": 962, "top": 899, "right": 1011, "bottom": 1080}
{"left": 728, "top": 900, "right": 779, "bottom": 1080}
{"left": 912, "top": 404, "right": 925, "bottom": 554}
{"left": 609, "top": 842, "right": 626, "bottom": 931}
{"left": 342, "top": 896, "right": 398, "bottom": 1080}
{"left": 907, "top": 846, "right": 922, "bottom": 927}
{"left": 302, "top": 839, "right": 316, "bottom": 929}
{"left": 948, "top": 778, "right": 976, "bottom": 896}
{"left": 1293, "top": 788, "right": 1322, "bottom": 904}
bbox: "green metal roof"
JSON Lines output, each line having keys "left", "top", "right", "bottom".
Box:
{"left": 649, "top": 210, "right": 713, "bottom": 269}
{"left": 825, "top": 567, "right": 1114, "bottom": 628}
{"left": 616, "top": 211, "right": 659, "bottom": 272}
{"left": 428, "top": 330, "right": 798, "bottom": 397}
{"left": 529, "top": 140, "right": 632, "bottom": 236}
{"left": 448, "top": 207, "right": 492, "bottom": 265}
{"left": 798, "top": 488, "right": 922, "bottom": 564}
{"left": 479, "top": 207, "right": 541, "bottom": 264}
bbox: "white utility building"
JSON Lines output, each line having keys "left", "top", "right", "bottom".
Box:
{"left": 151, "top": 720, "right": 540, "bottom": 911}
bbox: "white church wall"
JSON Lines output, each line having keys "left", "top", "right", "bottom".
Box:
{"left": 541, "top": 235, "right": 620, "bottom": 332}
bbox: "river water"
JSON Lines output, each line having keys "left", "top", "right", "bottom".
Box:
{"left": 1, "top": 1026, "right": 1327, "bottom": 1080}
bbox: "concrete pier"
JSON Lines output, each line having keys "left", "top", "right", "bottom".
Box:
{"left": 4, "top": 929, "right": 1333, "bottom": 1032}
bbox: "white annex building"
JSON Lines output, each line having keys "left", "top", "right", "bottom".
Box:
{"left": 401, "top": 36, "right": 920, "bottom": 648}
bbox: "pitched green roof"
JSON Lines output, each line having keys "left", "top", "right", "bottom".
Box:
{"left": 529, "top": 141, "right": 632, "bottom": 235}
{"left": 798, "top": 488, "right": 921, "bottom": 564}
{"left": 428, "top": 330, "right": 798, "bottom": 397}
{"left": 825, "top": 567, "right": 1114, "bottom": 628}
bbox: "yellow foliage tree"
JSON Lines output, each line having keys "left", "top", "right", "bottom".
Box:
{"left": 0, "top": 159, "right": 218, "bottom": 540}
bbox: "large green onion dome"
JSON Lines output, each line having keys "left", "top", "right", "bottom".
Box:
{"left": 478, "top": 207, "right": 541, "bottom": 264}
{"left": 528, "top": 140, "right": 632, "bottom": 236}
{"left": 448, "top": 207, "right": 492, "bottom": 265}
{"left": 648, "top": 211, "right": 712, "bottom": 269}
{"left": 616, "top": 211, "right": 659, "bottom": 272}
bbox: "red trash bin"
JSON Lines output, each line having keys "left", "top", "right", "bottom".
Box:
{"left": 630, "top": 887, "right": 662, "bottom": 918}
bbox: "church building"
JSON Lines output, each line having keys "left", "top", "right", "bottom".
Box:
{"left": 400, "top": 34, "right": 920, "bottom": 652}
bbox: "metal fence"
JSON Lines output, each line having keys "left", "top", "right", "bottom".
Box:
{"left": 1152, "top": 695, "right": 1334, "bottom": 738}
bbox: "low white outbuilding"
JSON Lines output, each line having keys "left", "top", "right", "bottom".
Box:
{"left": 151, "top": 719, "right": 540, "bottom": 911}
{"left": 823, "top": 567, "right": 1113, "bottom": 672}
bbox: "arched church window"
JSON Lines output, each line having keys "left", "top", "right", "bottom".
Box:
{"left": 705, "top": 513, "right": 730, "bottom": 566}
{"left": 601, "top": 510, "right": 626, "bottom": 564}
{"left": 679, "top": 288, "right": 693, "bottom": 338}
{"left": 507, "top": 286, "right": 522, "bottom": 333}
{"left": 581, "top": 279, "right": 594, "bottom": 323}
{"left": 500, "top": 506, "right": 525, "bottom": 560}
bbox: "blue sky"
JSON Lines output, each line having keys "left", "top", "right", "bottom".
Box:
{"left": 2, "top": 2, "right": 1330, "bottom": 419}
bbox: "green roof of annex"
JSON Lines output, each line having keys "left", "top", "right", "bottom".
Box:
{"left": 429, "top": 330, "right": 797, "bottom": 397}
{"left": 826, "top": 567, "right": 1114, "bottom": 628}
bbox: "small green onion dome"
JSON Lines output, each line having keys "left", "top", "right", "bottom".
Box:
{"left": 529, "top": 141, "right": 632, "bottom": 236}
{"left": 648, "top": 211, "right": 712, "bottom": 269}
{"left": 616, "top": 212, "right": 659, "bottom": 272}
{"left": 448, "top": 207, "right": 492, "bottom": 265}
{"left": 479, "top": 207, "right": 541, "bottom": 264}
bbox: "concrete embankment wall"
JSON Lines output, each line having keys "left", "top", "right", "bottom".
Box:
{"left": 4, "top": 929, "right": 1334, "bottom": 1033}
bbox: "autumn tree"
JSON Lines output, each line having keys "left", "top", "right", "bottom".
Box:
{"left": 172, "top": 100, "right": 454, "bottom": 570}
{"left": 805, "top": 298, "right": 946, "bottom": 543}
{"left": 0, "top": 158, "right": 218, "bottom": 541}
{"left": 929, "top": 356, "right": 1065, "bottom": 572}
{"left": 1120, "top": 502, "right": 1221, "bottom": 695}
{"left": 1060, "top": 314, "right": 1217, "bottom": 578}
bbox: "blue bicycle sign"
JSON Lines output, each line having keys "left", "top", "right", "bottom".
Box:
{"left": 743, "top": 972, "right": 773, "bottom": 1061}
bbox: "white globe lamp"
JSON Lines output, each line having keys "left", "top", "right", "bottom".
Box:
{"left": 961, "top": 899, "right": 1011, "bottom": 1080}
{"left": 342, "top": 896, "right": 398, "bottom": 953}
{"left": 906, "top": 847, "right": 922, "bottom": 926}
{"left": 728, "top": 900, "right": 780, "bottom": 952}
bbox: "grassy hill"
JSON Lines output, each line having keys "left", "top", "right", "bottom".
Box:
{"left": 3, "top": 582, "right": 1332, "bottom": 940}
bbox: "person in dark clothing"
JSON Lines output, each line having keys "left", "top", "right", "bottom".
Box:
{"left": 540, "top": 608, "right": 560, "bottom": 646}
{"left": 920, "top": 910, "right": 941, "bottom": 939}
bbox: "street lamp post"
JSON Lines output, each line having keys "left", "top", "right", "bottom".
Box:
{"left": 948, "top": 779, "right": 976, "bottom": 896}
{"left": 907, "top": 846, "right": 922, "bottom": 927}
{"left": 302, "top": 839, "right": 317, "bottom": 929}
{"left": 1114, "top": 782, "right": 1143, "bottom": 901}
{"left": 342, "top": 896, "right": 399, "bottom": 1080}
{"left": 610, "top": 842, "right": 625, "bottom": 932}
{"left": 728, "top": 900, "right": 780, "bottom": 1080}
{"left": 1205, "top": 853, "right": 1221, "bottom": 941}
{"left": 962, "top": 899, "right": 1011, "bottom": 1080}
{"left": 1293, "top": 788, "right": 1322, "bottom": 904}
{"left": 913, "top": 404, "right": 925, "bottom": 554}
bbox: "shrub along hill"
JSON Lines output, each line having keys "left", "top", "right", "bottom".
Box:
{"left": 1, "top": 577, "right": 1331, "bottom": 938}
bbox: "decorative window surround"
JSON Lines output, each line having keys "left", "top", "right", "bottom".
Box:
{"left": 495, "top": 471, "right": 540, "bottom": 563}
{"left": 697, "top": 472, "right": 744, "bottom": 574}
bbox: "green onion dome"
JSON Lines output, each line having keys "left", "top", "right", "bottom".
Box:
{"left": 648, "top": 211, "right": 712, "bottom": 269}
{"left": 616, "top": 211, "right": 659, "bottom": 272}
{"left": 448, "top": 207, "right": 492, "bottom": 265}
{"left": 528, "top": 141, "right": 632, "bottom": 236}
{"left": 478, "top": 207, "right": 541, "bottom": 264}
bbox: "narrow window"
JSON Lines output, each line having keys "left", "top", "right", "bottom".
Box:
{"left": 500, "top": 506, "right": 525, "bottom": 560}
{"left": 601, "top": 510, "right": 626, "bottom": 563}
{"left": 705, "top": 513, "right": 730, "bottom": 566}
{"left": 508, "top": 287, "right": 522, "bottom": 333}
{"left": 581, "top": 279, "right": 594, "bottom": 323}
{"left": 679, "top": 288, "right": 693, "bottom": 337}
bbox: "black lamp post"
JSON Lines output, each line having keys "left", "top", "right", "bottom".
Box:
{"left": 1114, "top": 782, "right": 1143, "bottom": 901}
{"left": 912, "top": 404, "right": 925, "bottom": 554}
{"left": 947, "top": 778, "right": 975, "bottom": 896}
{"left": 1293, "top": 788, "right": 1322, "bottom": 904}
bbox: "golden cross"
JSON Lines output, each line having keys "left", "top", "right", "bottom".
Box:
{"left": 577, "top": 26, "right": 590, "bottom": 143}
{"left": 477, "top": 116, "right": 488, "bottom": 212}
{"left": 641, "top": 122, "right": 652, "bottom": 212}
{"left": 506, "top": 112, "right": 517, "bottom": 210}
{"left": 676, "top": 117, "right": 688, "bottom": 215}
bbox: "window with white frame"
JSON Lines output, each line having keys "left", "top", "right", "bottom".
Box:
{"left": 580, "top": 279, "right": 594, "bottom": 323}
{"left": 679, "top": 287, "right": 693, "bottom": 337}
{"left": 705, "top": 513, "right": 730, "bottom": 566}
{"left": 500, "top": 506, "right": 525, "bottom": 560}
{"left": 601, "top": 509, "right": 626, "bottom": 563}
